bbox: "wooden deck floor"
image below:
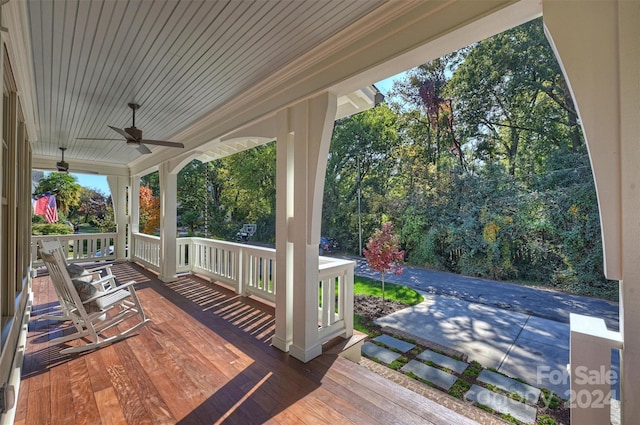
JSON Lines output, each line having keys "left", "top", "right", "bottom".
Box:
{"left": 16, "top": 261, "right": 480, "bottom": 425}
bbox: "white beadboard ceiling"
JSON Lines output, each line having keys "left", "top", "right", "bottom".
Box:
{"left": 23, "top": 0, "right": 540, "bottom": 175}
{"left": 27, "top": 0, "right": 384, "bottom": 171}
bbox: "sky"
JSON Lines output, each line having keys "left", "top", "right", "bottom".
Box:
{"left": 374, "top": 74, "right": 402, "bottom": 96}
{"left": 70, "top": 74, "right": 404, "bottom": 195}
{"left": 73, "top": 173, "right": 110, "bottom": 194}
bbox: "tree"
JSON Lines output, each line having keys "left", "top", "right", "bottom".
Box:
{"left": 68, "top": 187, "right": 110, "bottom": 225}
{"left": 218, "top": 143, "right": 277, "bottom": 242}
{"left": 139, "top": 185, "right": 160, "bottom": 234}
{"left": 446, "top": 18, "right": 581, "bottom": 176}
{"left": 33, "top": 172, "right": 82, "bottom": 214}
{"left": 323, "top": 105, "right": 398, "bottom": 252}
{"left": 363, "top": 222, "right": 404, "bottom": 305}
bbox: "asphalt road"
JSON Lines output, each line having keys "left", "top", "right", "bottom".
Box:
{"left": 350, "top": 257, "right": 620, "bottom": 331}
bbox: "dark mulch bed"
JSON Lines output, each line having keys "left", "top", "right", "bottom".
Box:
{"left": 353, "top": 294, "right": 408, "bottom": 323}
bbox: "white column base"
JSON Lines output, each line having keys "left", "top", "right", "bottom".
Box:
{"left": 158, "top": 274, "right": 178, "bottom": 283}
{"left": 271, "top": 335, "right": 292, "bottom": 353}
{"left": 289, "top": 342, "right": 323, "bottom": 363}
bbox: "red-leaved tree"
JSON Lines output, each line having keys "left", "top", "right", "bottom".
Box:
{"left": 363, "top": 221, "right": 405, "bottom": 305}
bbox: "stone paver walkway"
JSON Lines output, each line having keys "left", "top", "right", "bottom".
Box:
{"left": 362, "top": 333, "right": 544, "bottom": 424}
{"left": 373, "top": 334, "right": 415, "bottom": 353}
{"left": 478, "top": 369, "right": 540, "bottom": 403}
{"left": 465, "top": 384, "right": 538, "bottom": 424}
{"left": 401, "top": 360, "right": 458, "bottom": 390}
{"left": 361, "top": 341, "right": 402, "bottom": 365}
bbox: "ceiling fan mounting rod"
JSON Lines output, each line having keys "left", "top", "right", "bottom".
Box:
{"left": 128, "top": 103, "right": 140, "bottom": 127}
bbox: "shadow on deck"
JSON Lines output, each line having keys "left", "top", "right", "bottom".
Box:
{"left": 16, "top": 261, "right": 480, "bottom": 424}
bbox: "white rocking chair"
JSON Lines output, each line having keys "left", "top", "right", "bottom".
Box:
{"left": 38, "top": 239, "right": 115, "bottom": 322}
{"left": 39, "top": 249, "right": 150, "bottom": 354}
{"left": 40, "top": 239, "right": 114, "bottom": 288}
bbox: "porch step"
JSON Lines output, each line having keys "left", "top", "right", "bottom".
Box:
{"left": 323, "top": 330, "right": 368, "bottom": 363}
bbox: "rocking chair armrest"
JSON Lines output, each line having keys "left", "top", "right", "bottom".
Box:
{"left": 82, "top": 280, "right": 138, "bottom": 305}
{"left": 90, "top": 274, "right": 117, "bottom": 287}
{"left": 85, "top": 264, "right": 113, "bottom": 273}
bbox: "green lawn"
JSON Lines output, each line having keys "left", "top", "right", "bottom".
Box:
{"left": 353, "top": 276, "right": 423, "bottom": 335}
{"left": 354, "top": 276, "right": 423, "bottom": 305}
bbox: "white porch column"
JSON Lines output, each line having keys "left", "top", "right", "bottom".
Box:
{"left": 273, "top": 92, "right": 337, "bottom": 363}
{"left": 107, "top": 175, "right": 129, "bottom": 262}
{"left": 273, "top": 109, "right": 294, "bottom": 353}
{"left": 158, "top": 162, "right": 178, "bottom": 282}
{"left": 129, "top": 176, "right": 141, "bottom": 262}
{"left": 544, "top": 1, "right": 640, "bottom": 423}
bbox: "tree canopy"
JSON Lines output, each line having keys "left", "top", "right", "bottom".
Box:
{"left": 61, "top": 18, "right": 613, "bottom": 301}
{"left": 33, "top": 172, "right": 82, "bottom": 214}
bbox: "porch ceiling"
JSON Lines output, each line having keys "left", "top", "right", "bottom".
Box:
{"left": 15, "top": 0, "right": 541, "bottom": 176}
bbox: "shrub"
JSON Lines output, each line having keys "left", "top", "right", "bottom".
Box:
{"left": 32, "top": 223, "right": 73, "bottom": 235}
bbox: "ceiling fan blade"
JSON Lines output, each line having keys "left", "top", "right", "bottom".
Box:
{"left": 137, "top": 143, "right": 152, "bottom": 154}
{"left": 141, "top": 139, "right": 184, "bottom": 148}
{"left": 108, "top": 125, "right": 136, "bottom": 141}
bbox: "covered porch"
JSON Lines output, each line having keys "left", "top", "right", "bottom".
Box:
{"left": 31, "top": 232, "right": 356, "bottom": 357}
{"left": 0, "top": 0, "right": 637, "bottom": 423}
{"left": 17, "top": 260, "right": 487, "bottom": 425}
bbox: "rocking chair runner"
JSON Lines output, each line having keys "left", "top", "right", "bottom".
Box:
{"left": 39, "top": 249, "right": 150, "bottom": 354}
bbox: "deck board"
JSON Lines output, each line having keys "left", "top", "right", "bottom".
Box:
{"left": 19, "top": 261, "right": 481, "bottom": 425}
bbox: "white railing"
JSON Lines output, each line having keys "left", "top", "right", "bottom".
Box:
{"left": 176, "top": 238, "right": 277, "bottom": 302}
{"left": 47, "top": 233, "right": 354, "bottom": 355}
{"left": 32, "top": 233, "right": 117, "bottom": 266}
{"left": 132, "top": 233, "right": 161, "bottom": 272}
{"left": 176, "top": 237, "right": 191, "bottom": 273}
{"left": 317, "top": 256, "right": 354, "bottom": 343}
{"left": 187, "top": 238, "right": 241, "bottom": 289}
{"left": 242, "top": 245, "right": 277, "bottom": 302}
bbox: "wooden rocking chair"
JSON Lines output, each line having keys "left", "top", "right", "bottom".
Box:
{"left": 39, "top": 249, "right": 150, "bottom": 354}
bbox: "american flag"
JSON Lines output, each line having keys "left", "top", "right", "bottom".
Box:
{"left": 34, "top": 195, "right": 58, "bottom": 223}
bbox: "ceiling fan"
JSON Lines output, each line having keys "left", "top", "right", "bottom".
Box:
{"left": 78, "top": 103, "right": 184, "bottom": 154}
{"left": 56, "top": 147, "right": 99, "bottom": 174}
{"left": 56, "top": 147, "right": 69, "bottom": 172}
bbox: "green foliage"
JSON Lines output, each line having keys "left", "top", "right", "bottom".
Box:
{"left": 448, "top": 379, "right": 472, "bottom": 399}
{"left": 536, "top": 414, "right": 557, "bottom": 425}
{"left": 540, "top": 388, "right": 561, "bottom": 409}
{"left": 320, "top": 17, "right": 615, "bottom": 300}
{"left": 67, "top": 186, "right": 110, "bottom": 226}
{"left": 353, "top": 314, "right": 373, "bottom": 334}
{"left": 32, "top": 223, "right": 73, "bottom": 235}
{"left": 499, "top": 413, "right": 520, "bottom": 424}
{"left": 389, "top": 356, "right": 409, "bottom": 370}
{"left": 93, "top": 205, "right": 116, "bottom": 232}
{"left": 33, "top": 172, "right": 82, "bottom": 214}
{"left": 463, "top": 361, "right": 483, "bottom": 379}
